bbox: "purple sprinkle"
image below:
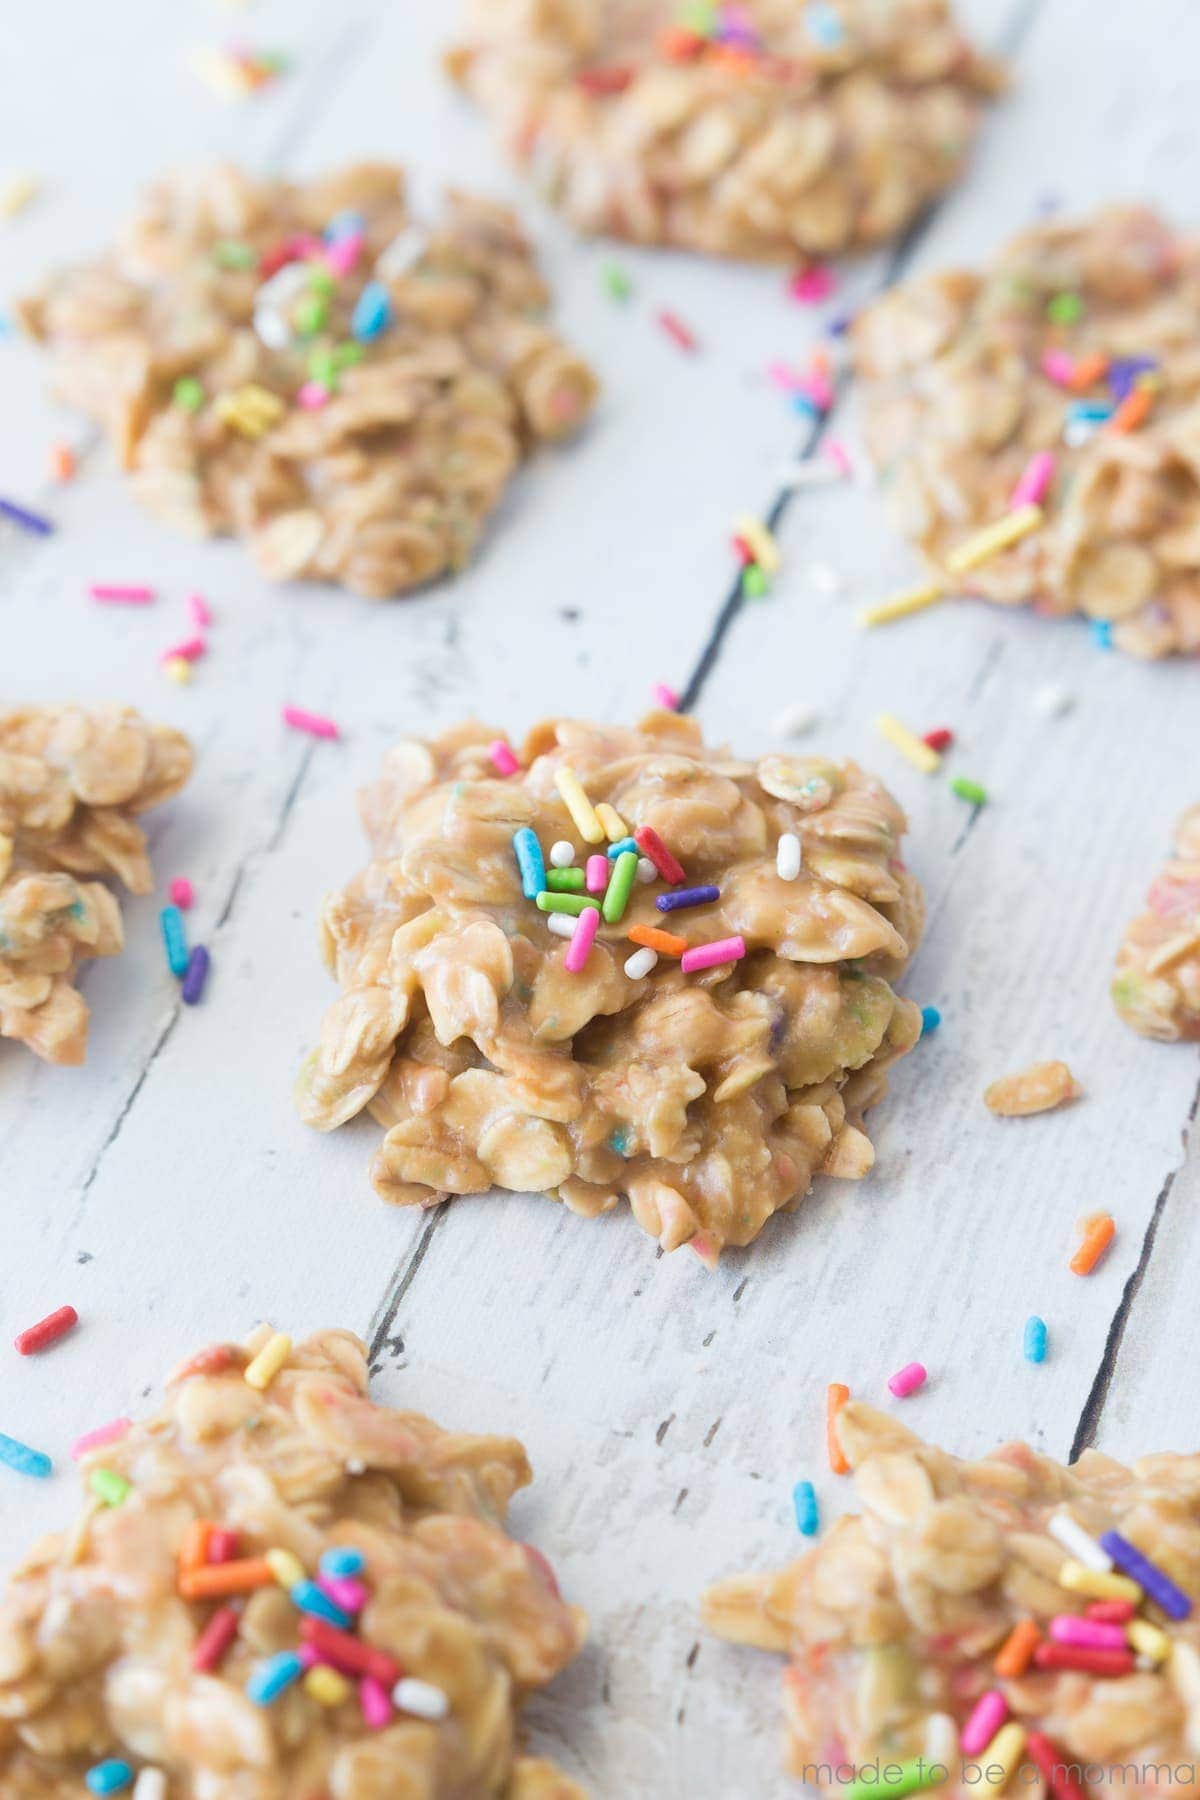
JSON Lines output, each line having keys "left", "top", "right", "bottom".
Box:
{"left": 1108, "top": 357, "right": 1158, "bottom": 402}
{"left": 826, "top": 312, "right": 854, "bottom": 337}
{"left": 1099, "top": 1530, "right": 1191, "bottom": 1620}
{"left": 656, "top": 884, "right": 719, "bottom": 913}
{"left": 181, "top": 945, "right": 210, "bottom": 1006}
{"left": 0, "top": 496, "right": 54, "bottom": 536}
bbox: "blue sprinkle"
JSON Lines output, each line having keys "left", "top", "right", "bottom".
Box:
{"left": 326, "top": 209, "right": 366, "bottom": 242}
{"left": 160, "top": 904, "right": 189, "bottom": 977}
{"left": 1023, "top": 1315, "right": 1048, "bottom": 1364}
{"left": 352, "top": 281, "right": 392, "bottom": 343}
{"left": 290, "top": 1578, "right": 352, "bottom": 1629}
{"left": 792, "top": 1480, "right": 820, "bottom": 1536}
{"left": 919, "top": 1005, "right": 941, "bottom": 1037}
{"left": 85, "top": 1762, "right": 134, "bottom": 1796}
{"left": 319, "top": 1546, "right": 365, "bottom": 1578}
{"left": 247, "top": 1650, "right": 304, "bottom": 1706}
{"left": 791, "top": 392, "right": 823, "bottom": 419}
{"left": 606, "top": 837, "right": 638, "bottom": 860}
{"left": 608, "top": 1127, "right": 630, "bottom": 1156}
{"left": 513, "top": 827, "right": 546, "bottom": 900}
{"left": 1090, "top": 620, "right": 1114, "bottom": 651}
{"left": 1066, "top": 400, "right": 1114, "bottom": 425}
{"left": 0, "top": 1432, "right": 53, "bottom": 1480}
{"left": 806, "top": 2, "right": 845, "bottom": 46}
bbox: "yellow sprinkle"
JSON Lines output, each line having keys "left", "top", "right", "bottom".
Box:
{"left": 244, "top": 1331, "right": 292, "bottom": 1392}
{"left": 1127, "top": 1618, "right": 1171, "bottom": 1663}
{"left": 978, "top": 1723, "right": 1027, "bottom": 1791}
{"left": 555, "top": 766, "right": 604, "bottom": 844}
{"left": 265, "top": 1547, "right": 305, "bottom": 1589}
{"left": 0, "top": 174, "right": 39, "bottom": 219}
{"left": 163, "top": 657, "right": 192, "bottom": 685}
{"left": 304, "top": 1664, "right": 352, "bottom": 1706}
{"left": 595, "top": 801, "right": 628, "bottom": 844}
{"left": 734, "top": 514, "right": 781, "bottom": 575}
{"left": 216, "top": 384, "right": 284, "bottom": 439}
{"left": 858, "top": 580, "right": 947, "bottom": 628}
{"left": 1058, "top": 1560, "right": 1142, "bottom": 1603}
{"left": 875, "top": 713, "right": 941, "bottom": 775}
{"left": 945, "top": 503, "right": 1043, "bottom": 576}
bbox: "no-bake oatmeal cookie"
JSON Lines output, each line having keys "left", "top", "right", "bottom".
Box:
{"left": 853, "top": 207, "right": 1200, "bottom": 658}
{"left": 296, "top": 712, "right": 923, "bottom": 1262}
{"left": 17, "top": 164, "right": 597, "bottom": 600}
{"left": 0, "top": 705, "right": 193, "bottom": 1065}
{"left": 1113, "top": 804, "right": 1200, "bottom": 1041}
{"left": 703, "top": 1401, "right": 1200, "bottom": 1796}
{"left": 0, "top": 1327, "right": 585, "bottom": 1798}
{"left": 447, "top": 1, "right": 1002, "bottom": 264}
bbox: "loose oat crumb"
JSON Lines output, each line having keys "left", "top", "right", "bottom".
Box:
{"left": 983, "top": 1059, "right": 1082, "bottom": 1116}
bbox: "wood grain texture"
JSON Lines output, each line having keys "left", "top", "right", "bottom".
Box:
{"left": 1, "top": 0, "right": 1198, "bottom": 1794}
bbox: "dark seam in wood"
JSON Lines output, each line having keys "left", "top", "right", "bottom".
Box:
{"left": 367, "top": 1209, "right": 447, "bottom": 1363}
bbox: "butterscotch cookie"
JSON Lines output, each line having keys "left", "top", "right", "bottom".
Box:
{"left": 1113, "top": 804, "right": 1200, "bottom": 1039}
{"left": 0, "top": 1327, "right": 585, "bottom": 1797}
{"left": 854, "top": 207, "right": 1200, "bottom": 657}
{"left": 17, "top": 164, "right": 597, "bottom": 599}
{"left": 296, "top": 712, "right": 923, "bottom": 1262}
{"left": 0, "top": 705, "right": 193, "bottom": 1064}
{"left": 446, "top": 0, "right": 1002, "bottom": 264}
{"left": 703, "top": 1401, "right": 1200, "bottom": 1792}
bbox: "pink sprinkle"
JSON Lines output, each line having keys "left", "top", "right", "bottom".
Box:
{"left": 1041, "top": 349, "right": 1075, "bottom": 387}
{"left": 768, "top": 360, "right": 803, "bottom": 391}
{"left": 1049, "top": 1614, "right": 1128, "bottom": 1650}
{"left": 887, "top": 1362, "right": 927, "bottom": 1398}
{"left": 488, "top": 739, "right": 520, "bottom": 777}
{"left": 298, "top": 1643, "right": 323, "bottom": 1670}
{"left": 798, "top": 373, "right": 836, "bottom": 412}
{"left": 188, "top": 593, "right": 213, "bottom": 628}
{"left": 961, "top": 1691, "right": 1008, "bottom": 1756}
{"left": 658, "top": 309, "right": 699, "bottom": 353}
{"left": 585, "top": 855, "right": 608, "bottom": 894}
{"left": 325, "top": 232, "right": 365, "bottom": 278}
{"left": 651, "top": 682, "right": 679, "bottom": 711}
{"left": 825, "top": 438, "right": 853, "bottom": 478}
{"left": 680, "top": 935, "right": 745, "bottom": 975}
{"left": 1010, "top": 450, "right": 1056, "bottom": 510}
{"left": 565, "top": 904, "right": 600, "bottom": 973}
{"left": 160, "top": 635, "right": 205, "bottom": 664}
{"left": 70, "top": 1417, "right": 132, "bottom": 1460}
{"left": 168, "top": 877, "right": 195, "bottom": 910}
{"left": 283, "top": 705, "right": 339, "bottom": 740}
{"left": 297, "top": 381, "right": 330, "bottom": 410}
{"left": 788, "top": 265, "right": 836, "bottom": 304}
{"left": 320, "top": 1574, "right": 368, "bottom": 1613}
{"left": 207, "top": 1527, "right": 239, "bottom": 1564}
{"left": 285, "top": 232, "right": 325, "bottom": 261}
{"left": 90, "top": 584, "right": 155, "bottom": 604}
{"left": 359, "top": 1675, "right": 393, "bottom": 1730}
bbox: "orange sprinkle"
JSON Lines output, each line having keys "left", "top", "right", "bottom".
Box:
{"left": 657, "top": 24, "right": 705, "bottom": 59}
{"left": 1067, "top": 353, "right": 1109, "bottom": 392}
{"left": 49, "top": 442, "right": 76, "bottom": 482}
{"left": 826, "top": 1383, "right": 851, "bottom": 1475}
{"left": 178, "top": 1519, "right": 215, "bottom": 1575}
{"left": 1108, "top": 388, "right": 1152, "bottom": 434}
{"left": 627, "top": 923, "right": 687, "bottom": 957}
{"left": 1070, "top": 1213, "right": 1115, "bottom": 1276}
{"left": 994, "top": 1617, "right": 1041, "bottom": 1677}
{"left": 178, "top": 1557, "right": 275, "bottom": 1601}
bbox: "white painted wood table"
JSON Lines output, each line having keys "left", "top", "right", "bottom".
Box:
{"left": 2, "top": 2, "right": 1198, "bottom": 1793}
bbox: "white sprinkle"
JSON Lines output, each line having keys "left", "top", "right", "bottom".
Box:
{"left": 393, "top": 1677, "right": 451, "bottom": 1720}
{"left": 1033, "top": 683, "right": 1074, "bottom": 718}
{"left": 624, "top": 947, "right": 658, "bottom": 979}
{"left": 253, "top": 306, "right": 292, "bottom": 351}
{"left": 549, "top": 840, "right": 575, "bottom": 868}
{"left": 547, "top": 913, "right": 576, "bottom": 939}
{"left": 636, "top": 856, "right": 657, "bottom": 884}
{"left": 133, "top": 1773, "right": 167, "bottom": 1800}
{"left": 1047, "top": 1509, "right": 1112, "bottom": 1573}
{"left": 924, "top": 1714, "right": 959, "bottom": 1769}
{"left": 776, "top": 833, "right": 802, "bottom": 881}
{"left": 377, "top": 226, "right": 429, "bottom": 280}
{"left": 1064, "top": 420, "right": 1100, "bottom": 449}
{"left": 775, "top": 459, "right": 842, "bottom": 491}
{"left": 771, "top": 702, "right": 819, "bottom": 738}
{"left": 808, "top": 562, "right": 843, "bottom": 595}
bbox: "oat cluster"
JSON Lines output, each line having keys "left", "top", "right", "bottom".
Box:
{"left": 18, "top": 164, "right": 598, "bottom": 599}
{"left": 0, "top": 705, "right": 193, "bottom": 1064}
{"left": 853, "top": 207, "right": 1200, "bottom": 657}
{"left": 296, "top": 712, "right": 923, "bottom": 1261}
{"left": 1113, "top": 804, "right": 1200, "bottom": 1040}
{"left": 0, "top": 1329, "right": 585, "bottom": 1798}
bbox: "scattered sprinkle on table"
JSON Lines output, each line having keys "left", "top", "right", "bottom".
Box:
{"left": 788, "top": 264, "right": 835, "bottom": 304}
{"left": 859, "top": 579, "right": 945, "bottom": 628}
{"left": 50, "top": 442, "right": 76, "bottom": 483}
{"left": 601, "top": 262, "right": 632, "bottom": 301}
{"left": 919, "top": 1005, "right": 941, "bottom": 1036}
{"left": 876, "top": 713, "right": 941, "bottom": 774}
{"left": 168, "top": 877, "right": 194, "bottom": 909}
{"left": 282, "top": 704, "right": 339, "bottom": 739}
{"left": 922, "top": 727, "right": 954, "bottom": 753}
{"left": 181, "top": 945, "right": 211, "bottom": 1005}
{"left": 650, "top": 681, "right": 679, "bottom": 710}
{"left": 951, "top": 777, "right": 988, "bottom": 807}
{"left": 1090, "top": 619, "right": 1114, "bottom": 650}
{"left": 887, "top": 1362, "right": 927, "bottom": 1399}
{"left": 0, "top": 173, "right": 39, "bottom": 218}
{"left": 771, "top": 702, "right": 818, "bottom": 737}
{"left": 90, "top": 583, "right": 155, "bottom": 604}
{"left": 734, "top": 514, "right": 781, "bottom": 575}
{"left": 160, "top": 904, "right": 189, "bottom": 977}
{"left": 188, "top": 592, "right": 213, "bottom": 627}
{"left": 71, "top": 1418, "right": 131, "bottom": 1460}
{"left": 1024, "top": 1315, "right": 1048, "bottom": 1363}
{"left": 14, "top": 1305, "right": 78, "bottom": 1355}
{"left": 0, "top": 495, "right": 54, "bottom": 536}
{"left": 792, "top": 1479, "right": 819, "bottom": 1536}
{"left": 657, "top": 309, "right": 698, "bottom": 352}
{"left": 1033, "top": 683, "right": 1073, "bottom": 717}
{"left": 0, "top": 1431, "right": 52, "bottom": 1479}
{"left": 1070, "top": 1213, "right": 1115, "bottom": 1276}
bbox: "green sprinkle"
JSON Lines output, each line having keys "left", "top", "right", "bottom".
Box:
{"left": 213, "top": 240, "right": 257, "bottom": 271}
{"left": 608, "top": 1127, "right": 630, "bottom": 1156}
{"left": 306, "top": 266, "right": 336, "bottom": 297}
{"left": 173, "top": 376, "right": 205, "bottom": 413}
{"left": 601, "top": 262, "right": 632, "bottom": 302}
{"left": 294, "top": 293, "right": 329, "bottom": 337}
{"left": 847, "top": 1761, "right": 945, "bottom": 1800}
{"left": 602, "top": 850, "right": 638, "bottom": 924}
{"left": 742, "top": 563, "right": 768, "bottom": 599}
{"left": 332, "top": 341, "right": 364, "bottom": 370}
{"left": 89, "top": 1468, "right": 131, "bottom": 1508}
{"left": 536, "top": 892, "right": 601, "bottom": 916}
{"left": 307, "top": 348, "right": 339, "bottom": 389}
{"left": 1046, "top": 292, "right": 1083, "bottom": 325}
{"left": 950, "top": 777, "right": 987, "bottom": 807}
{"left": 546, "top": 867, "right": 585, "bottom": 892}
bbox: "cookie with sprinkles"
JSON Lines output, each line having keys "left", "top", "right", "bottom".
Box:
{"left": 1113, "top": 803, "right": 1200, "bottom": 1039}
{"left": 0, "top": 1327, "right": 586, "bottom": 1796}
{"left": 446, "top": 0, "right": 1004, "bottom": 264}
{"left": 0, "top": 705, "right": 193, "bottom": 1064}
{"left": 16, "top": 163, "right": 598, "bottom": 599}
{"left": 703, "top": 1400, "right": 1200, "bottom": 1792}
{"left": 854, "top": 207, "right": 1200, "bottom": 657}
{"left": 295, "top": 711, "right": 924, "bottom": 1261}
